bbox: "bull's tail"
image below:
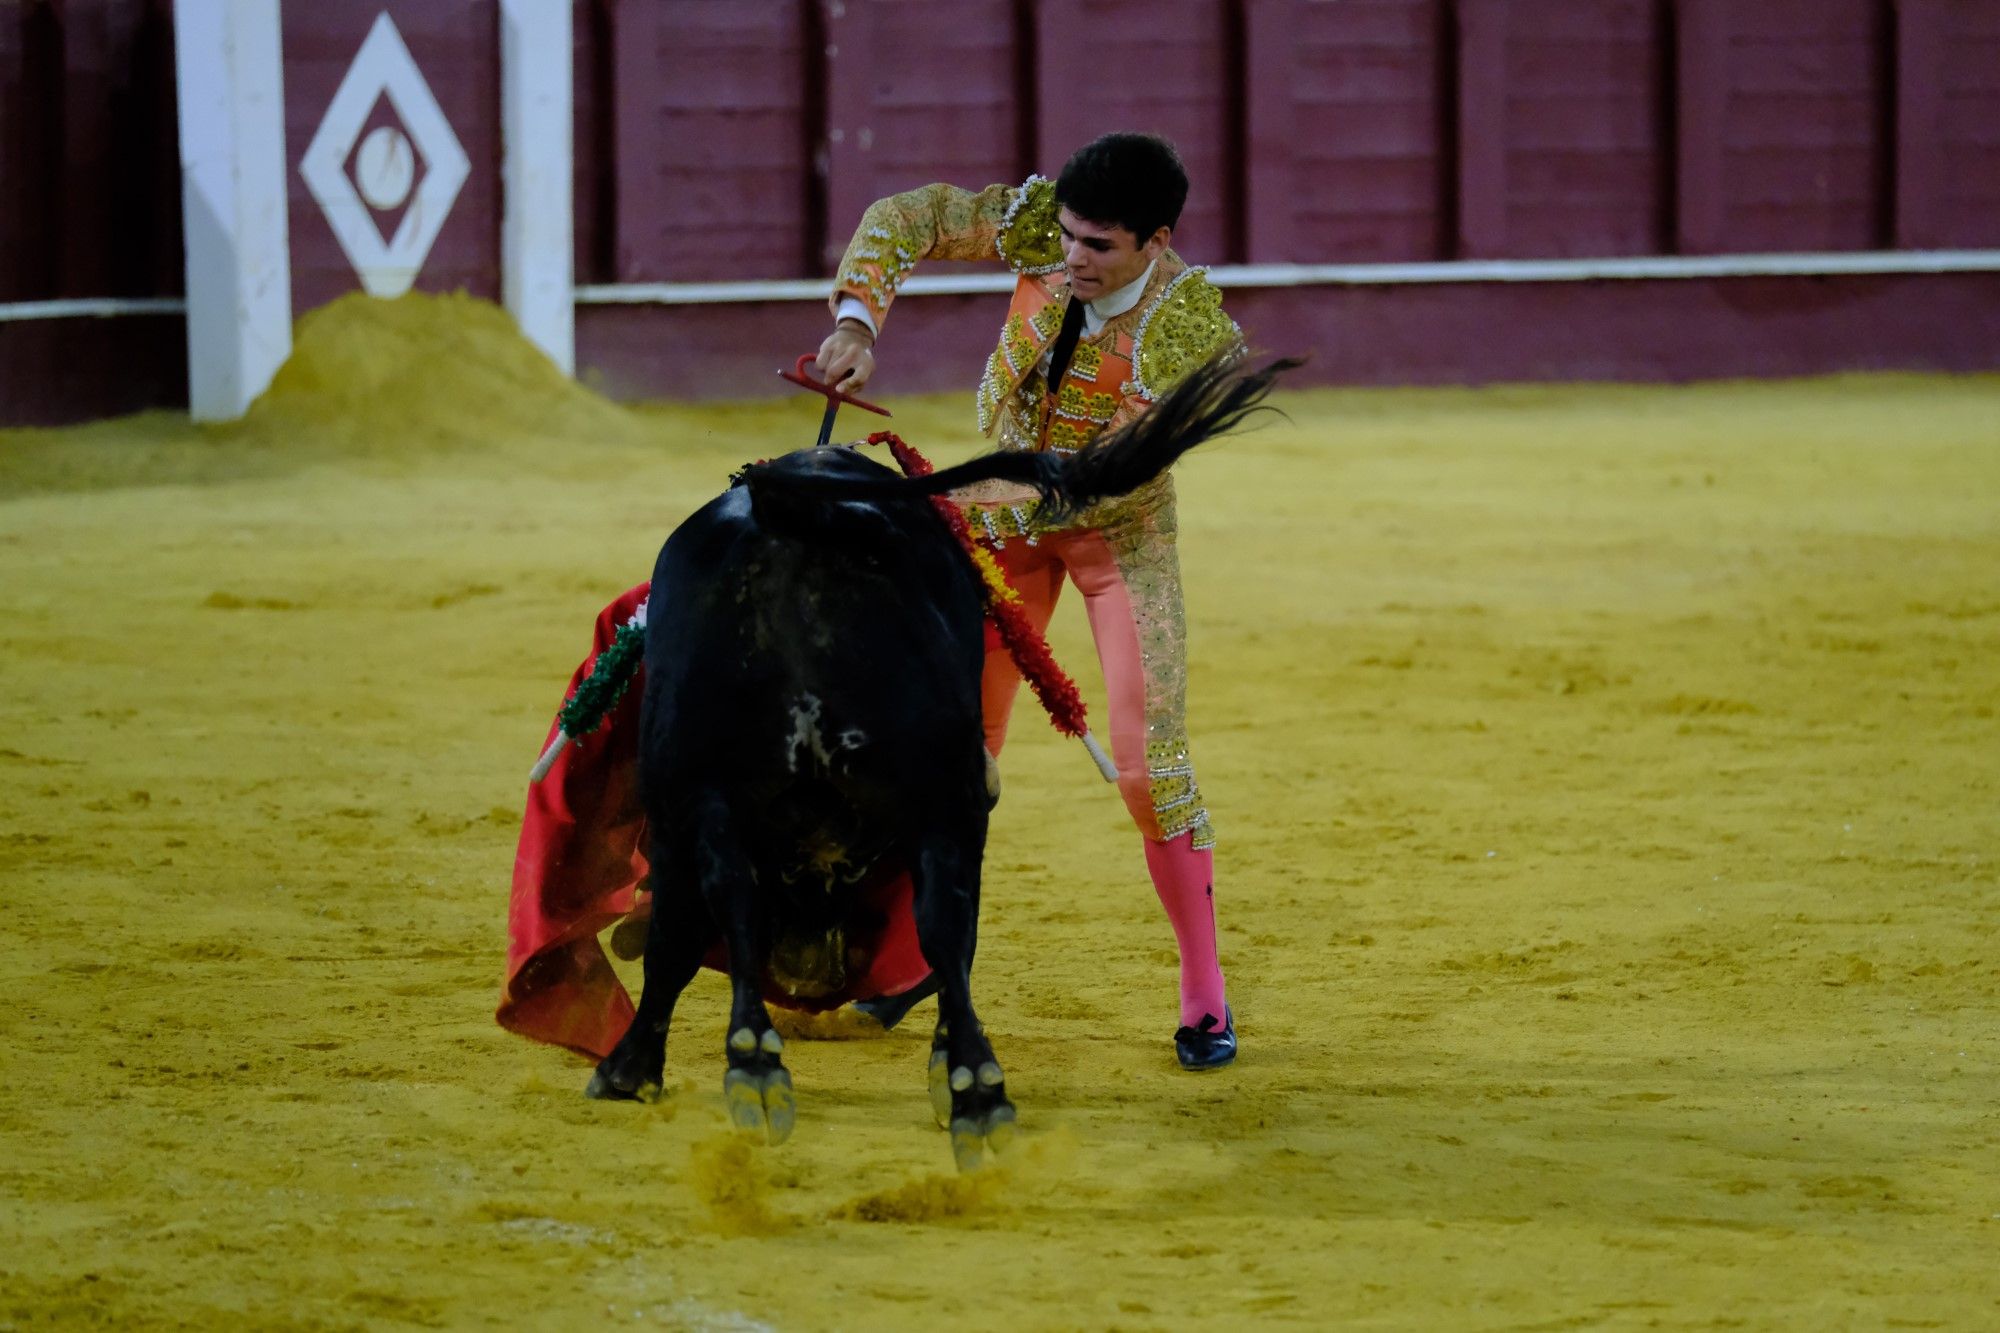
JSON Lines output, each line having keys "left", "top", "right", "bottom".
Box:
{"left": 744, "top": 352, "right": 1301, "bottom": 518}
{"left": 1024, "top": 352, "right": 1302, "bottom": 521}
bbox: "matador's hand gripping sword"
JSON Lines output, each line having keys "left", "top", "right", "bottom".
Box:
{"left": 779, "top": 353, "right": 893, "bottom": 446}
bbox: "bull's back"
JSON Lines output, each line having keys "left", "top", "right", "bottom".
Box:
{"left": 638, "top": 482, "right": 987, "bottom": 821}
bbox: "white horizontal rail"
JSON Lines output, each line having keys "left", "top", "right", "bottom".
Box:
{"left": 576, "top": 274, "right": 1006, "bottom": 304}
{"left": 9, "top": 249, "right": 1995, "bottom": 322}
{"left": 576, "top": 249, "right": 2000, "bottom": 306}
{"left": 1221, "top": 250, "right": 2000, "bottom": 286}
{"left": 0, "top": 297, "right": 188, "bottom": 323}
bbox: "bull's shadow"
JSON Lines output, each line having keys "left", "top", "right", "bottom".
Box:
{"left": 585, "top": 353, "right": 1296, "bottom": 1172}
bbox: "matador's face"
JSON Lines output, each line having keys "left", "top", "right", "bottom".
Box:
{"left": 1058, "top": 207, "right": 1169, "bottom": 305}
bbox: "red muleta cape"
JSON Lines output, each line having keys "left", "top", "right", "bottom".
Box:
{"left": 496, "top": 582, "right": 935, "bottom": 1060}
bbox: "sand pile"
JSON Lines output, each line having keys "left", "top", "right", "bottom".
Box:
{"left": 238, "top": 290, "right": 638, "bottom": 453}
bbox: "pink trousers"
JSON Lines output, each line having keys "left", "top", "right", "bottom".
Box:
{"left": 977, "top": 522, "right": 1228, "bottom": 1030}
{"left": 981, "top": 528, "right": 1172, "bottom": 837}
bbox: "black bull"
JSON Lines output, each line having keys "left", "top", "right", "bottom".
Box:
{"left": 585, "top": 353, "right": 1295, "bottom": 1170}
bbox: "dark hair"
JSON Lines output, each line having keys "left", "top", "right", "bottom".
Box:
{"left": 1054, "top": 133, "right": 1189, "bottom": 242}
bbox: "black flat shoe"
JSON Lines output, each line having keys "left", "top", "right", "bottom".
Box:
{"left": 851, "top": 974, "right": 941, "bottom": 1030}
{"left": 1174, "top": 1008, "right": 1237, "bottom": 1071}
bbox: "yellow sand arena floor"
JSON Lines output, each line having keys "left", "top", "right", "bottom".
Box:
{"left": 3, "top": 297, "right": 1997, "bottom": 1329}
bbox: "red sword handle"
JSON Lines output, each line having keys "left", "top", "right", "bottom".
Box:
{"left": 777, "top": 353, "right": 894, "bottom": 419}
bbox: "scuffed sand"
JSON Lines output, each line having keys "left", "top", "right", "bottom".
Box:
{"left": 2, "top": 300, "right": 1996, "bottom": 1329}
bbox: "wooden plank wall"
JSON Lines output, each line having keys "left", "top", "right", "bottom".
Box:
{"left": 601, "top": 0, "right": 815, "bottom": 282}
{"left": 1497, "top": 0, "right": 1668, "bottom": 258}
{"left": 1258, "top": 0, "right": 1450, "bottom": 264}
{"left": 0, "top": 0, "right": 184, "bottom": 425}
{"left": 1677, "top": 0, "right": 1890, "bottom": 253}
{"left": 574, "top": 0, "right": 2000, "bottom": 284}
{"left": 1904, "top": 0, "right": 2000, "bottom": 247}
{"left": 0, "top": 0, "right": 181, "bottom": 305}
{"left": 1032, "top": 0, "right": 1241, "bottom": 260}
{"left": 7, "top": 0, "right": 2000, "bottom": 302}
{"left": 6, "top": 0, "right": 2000, "bottom": 421}
{"left": 822, "top": 0, "right": 1025, "bottom": 271}
{"left": 8, "top": 0, "right": 1997, "bottom": 299}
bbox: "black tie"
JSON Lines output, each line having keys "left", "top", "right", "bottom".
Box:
{"left": 1044, "top": 293, "right": 1087, "bottom": 395}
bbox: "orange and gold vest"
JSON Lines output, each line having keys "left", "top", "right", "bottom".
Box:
{"left": 832, "top": 176, "right": 1243, "bottom": 528}
{"left": 979, "top": 278, "right": 1135, "bottom": 454}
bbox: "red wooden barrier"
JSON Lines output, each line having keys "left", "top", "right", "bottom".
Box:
{"left": 1279, "top": 0, "right": 1449, "bottom": 263}
{"left": 0, "top": 0, "right": 182, "bottom": 425}
{"left": 0, "top": 3, "right": 61, "bottom": 304}
{"left": 1239, "top": 0, "right": 1296, "bottom": 262}
{"left": 606, "top": 1, "right": 815, "bottom": 282}
{"left": 572, "top": 0, "right": 610, "bottom": 286}
{"left": 9, "top": 0, "right": 2000, "bottom": 425}
{"left": 1033, "top": 0, "right": 1240, "bottom": 260}
{"left": 821, "top": 0, "right": 1024, "bottom": 271}
{"left": 1674, "top": 0, "right": 1730, "bottom": 253}
{"left": 1917, "top": 0, "right": 2000, "bottom": 247}
{"left": 1501, "top": 0, "right": 1667, "bottom": 258}
{"left": 1700, "top": 0, "right": 1890, "bottom": 253}
{"left": 0, "top": 0, "right": 180, "bottom": 304}
{"left": 1455, "top": 0, "right": 1511, "bottom": 258}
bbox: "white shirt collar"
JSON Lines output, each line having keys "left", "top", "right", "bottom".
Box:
{"left": 1080, "top": 260, "right": 1157, "bottom": 335}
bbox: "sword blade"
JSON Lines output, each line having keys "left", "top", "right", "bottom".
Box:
{"left": 814, "top": 398, "right": 839, "bottom": 449}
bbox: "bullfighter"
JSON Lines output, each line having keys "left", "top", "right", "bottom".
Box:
{"left": 499, "top": 133, "right": 1242, "bottom": 1072}
{"left": 816, "top": 133, "right": 1242, "bottom": 1070}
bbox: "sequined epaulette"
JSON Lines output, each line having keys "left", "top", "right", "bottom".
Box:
{"left": 994, "top": 176, "right": 1064, "bottom": 275}
{"left": 1129, "top": 267, "right": 1242, "bottom": 402}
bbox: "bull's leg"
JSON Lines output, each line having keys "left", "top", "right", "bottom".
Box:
{"left": 691, "top": 798, "right": 796, "bottom": 1145}
{"left": 909, "top": 821, "right": 1015, "bottom": 1172}
{"left": 586, "top": 848, "right": 713, "bottom": 1102}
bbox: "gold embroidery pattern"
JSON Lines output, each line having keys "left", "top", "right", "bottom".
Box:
{"left": 1007, "top": 335, "right": 1037, "bottom": 377}
{"left": 972, "top": 263, "right": 1220, "bottom": 536}
{"left": 1047, "top": 420, "right": 1088, "bottom": 451}
{"left": 1146, "top": 740, "right": 1214, "bottom": 848}
{"left": 960, "top": 258, "right": 1224, "bottom": 846}
{"left": 1052, "top": 384, "right": 1117, "bottom": 427}
{"left": 833, "top": 181, "right": 1017, "bottom": 328}
{"left": 1105, "top": 485, "right": 1213, "bottom": 847}
{"left": 1067, "top": 471, "right": 1169, "bottom": 535}
{"left": 960, "top": 501, "right": 1047, "bottom": 547}
{"left": 1130, "top": 268, "right": 1243, "bottom": 402}
{"left": 982, "top": 299, "right": 1062, "bottom": 436}
{"left": 977, "top": 348, "right": 1009, "bottom": 434}
{"left": 836, "top": 224, "right": 917, "bottom": 312}
{"left": 995, "top": 177, "right": 1064, "bottom": 275}
{"left": 996, "top": 415, "right": 1039, "bottom": 453}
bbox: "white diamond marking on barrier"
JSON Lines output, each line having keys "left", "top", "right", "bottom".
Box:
{"left": 300, "top": 12, "right": 470, "bottom": 297}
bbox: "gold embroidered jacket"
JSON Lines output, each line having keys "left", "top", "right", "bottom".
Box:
{"left": 831, "top": 176, "right": 1243, "bottom": 534}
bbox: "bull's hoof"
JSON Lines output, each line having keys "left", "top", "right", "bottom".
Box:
{"left": 585, "top": 1066, "right": 663, "bottom": 1103}
{"left": 948, "top": 1103, "right": 1017, "bottom": 1173}
{"left": 723, "top": 1066, "right": 796, "bottom": 1144}
{"left": 927, "top": 1049, "right": 952, "bottom": 1129}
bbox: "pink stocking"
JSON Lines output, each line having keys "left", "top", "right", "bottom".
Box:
{"left": 1143, "top": 837, "right": 1227, "bottom": 1029}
